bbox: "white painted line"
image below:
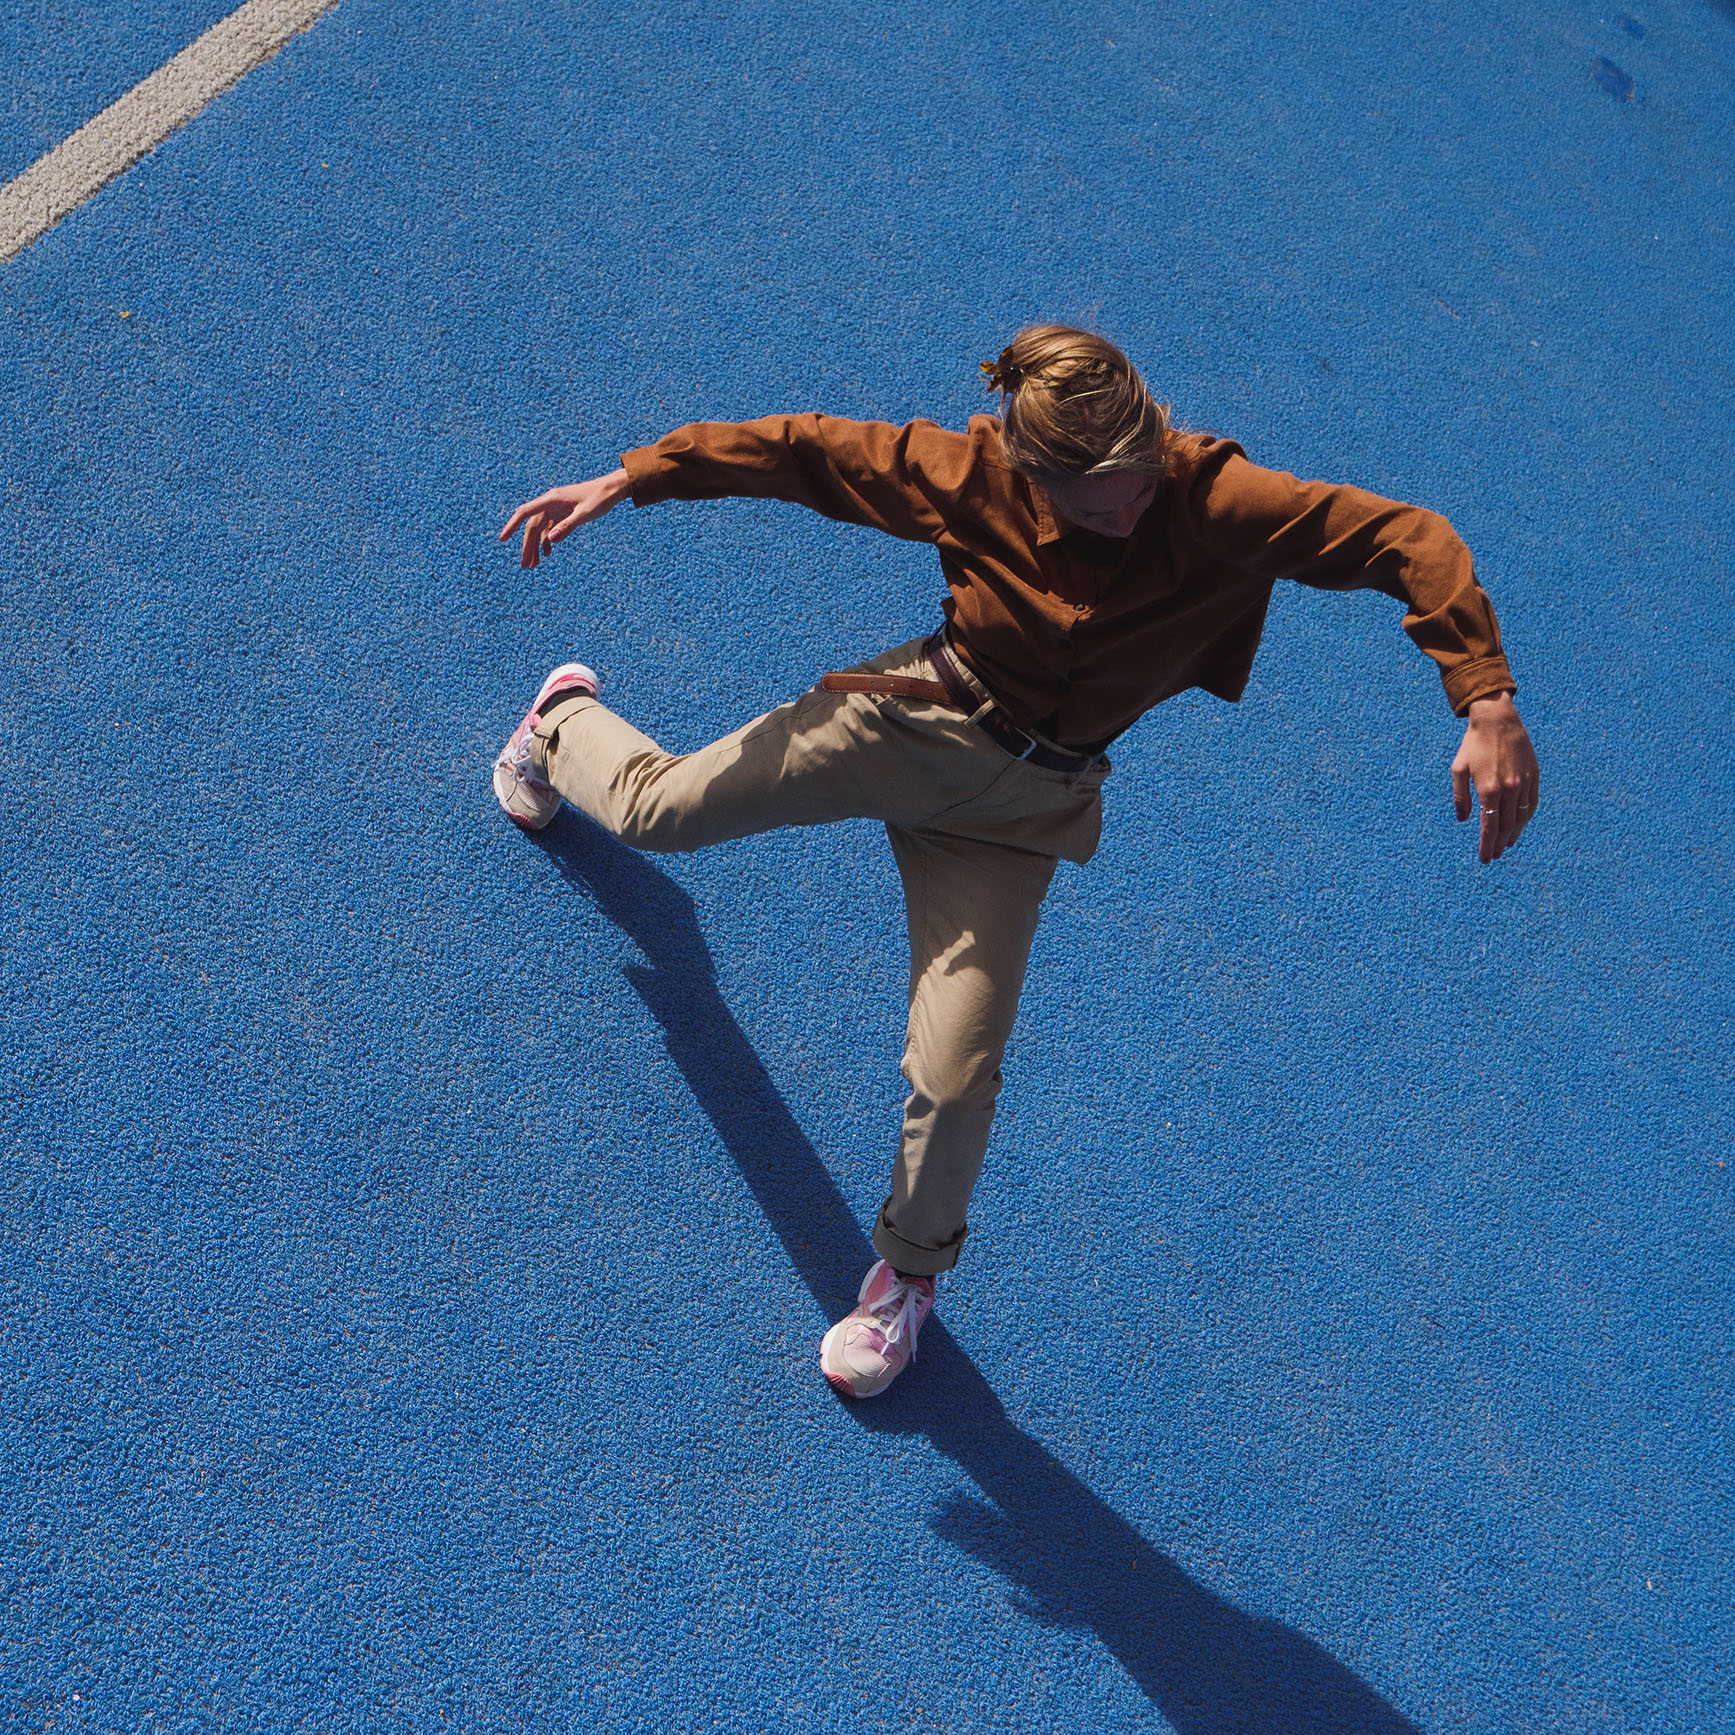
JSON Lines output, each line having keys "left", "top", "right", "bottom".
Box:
{"left": 0, "top": 0, "right": 338, "bottom": 265}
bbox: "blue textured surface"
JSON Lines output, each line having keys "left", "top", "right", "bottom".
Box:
{"left": 3, "top": 1, "right": 1732, "bottom": 1730}
{"left": 0, "top": 1, "right": 236, "bottom": 184}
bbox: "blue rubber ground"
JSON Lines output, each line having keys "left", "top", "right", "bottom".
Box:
{"left": 0, "top": 1, "right": 237, "bottom": 185}
{"left": 2, "top": 2, "right": 1731, "bottom": 1730}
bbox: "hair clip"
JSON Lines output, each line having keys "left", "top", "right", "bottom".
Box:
{"left": 980, "top": 349, "right": 1023, "bottom": 393}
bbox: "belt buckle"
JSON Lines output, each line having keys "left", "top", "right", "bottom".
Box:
{"left": 984, "top": 709, "right": 1035, "bottom": 759}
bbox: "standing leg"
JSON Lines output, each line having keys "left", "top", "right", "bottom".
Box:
{"left": 821, "top": 826, "right": 1057, "bottom": 1399}
{"left": 872, "top": 827, "right": 1059, "bottom": 1276}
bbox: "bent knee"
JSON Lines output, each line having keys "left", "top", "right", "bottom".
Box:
{"left": 903, "top": 1068, "right": 1006, "bottom": 1120}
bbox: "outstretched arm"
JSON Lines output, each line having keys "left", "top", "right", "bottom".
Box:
{"left": 498, "top": 467, "right": 632, "bottom": 569}
{"left": 1175, "top": 441, "right": 1539, "bottom": 866}
{"left": 1452, "top": 691, "right": 1539, "bottom": 864}
{"left": 499, "top": 415, "right": 974, "bottom": 571}
{"left": 617, "top": 414, "right": 971, "bottom": 538}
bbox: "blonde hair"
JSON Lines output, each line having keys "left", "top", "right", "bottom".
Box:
{"left": 981, "top": 324, "right": 1174, "bottom": 480}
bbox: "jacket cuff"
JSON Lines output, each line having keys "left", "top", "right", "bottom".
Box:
{"left": 620, "top": 444, "right": 673, "bottom": 507}
{"left": 1443, "top": 654, "right": 1517, "bottom": 716}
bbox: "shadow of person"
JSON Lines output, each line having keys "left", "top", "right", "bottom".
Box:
{"left": 534, "top": 818, "right": 1423, "bottom": 1735}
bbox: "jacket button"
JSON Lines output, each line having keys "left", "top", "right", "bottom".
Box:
{"left": 1058, "top": 634, "right": 1073, "bottom": 650}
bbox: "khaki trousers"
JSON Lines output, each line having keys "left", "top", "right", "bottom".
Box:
{"left": 531, "top": 637, "right": 1109, "bottom": 1275}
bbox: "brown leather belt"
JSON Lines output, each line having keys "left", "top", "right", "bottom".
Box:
{"left": 819, "top": 633, "right": 1102, "bottom": 774}
{"left": 818, "top": 671, "right": 951, "bottom": 703}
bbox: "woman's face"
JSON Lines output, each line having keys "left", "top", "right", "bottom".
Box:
{"left": 1039, "top": 469, "right": 1159, "bottom": 540}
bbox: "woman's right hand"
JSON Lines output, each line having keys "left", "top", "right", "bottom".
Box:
{"left": 498, "top": 467, "right": 632, "bottom": 569}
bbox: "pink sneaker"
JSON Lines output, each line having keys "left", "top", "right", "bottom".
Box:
{"left": 820, "top": 1260, "right": 936, "bottom": 1399}
{"left": 492, "top": 662, "right": 598, "bottom": 830}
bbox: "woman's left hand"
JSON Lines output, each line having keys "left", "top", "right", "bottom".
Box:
{"left": 1451, "top": 692, "right": 1540, "bottom": 864}
{"left": 498, "top": 468, "right": 632, "bottom": 569}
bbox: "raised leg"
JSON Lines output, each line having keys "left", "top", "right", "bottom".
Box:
{"left": 529, "top": 642, "right": 1006, "bottom": 855}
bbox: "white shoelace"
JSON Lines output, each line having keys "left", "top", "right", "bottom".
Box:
{"left": 502, "top": 725, "right": 546, "bottom": 788}
{"left": 866, "top": 1273, "right": 929, "bottom": 1360}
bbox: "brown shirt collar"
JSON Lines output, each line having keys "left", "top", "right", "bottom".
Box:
{"left": 1028, "top": 482, "right": 1065, "bottom": 547}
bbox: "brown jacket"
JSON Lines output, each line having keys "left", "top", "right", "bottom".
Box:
{"left": 621, "top": 413, "right": 1515, "bottom": 751}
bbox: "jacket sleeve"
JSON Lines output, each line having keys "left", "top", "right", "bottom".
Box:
{"left": 619, "top": 415, "right": 976, "bottom": 544}
{"left": 1179, "top": 439, "right": 1516, "bottom": 714}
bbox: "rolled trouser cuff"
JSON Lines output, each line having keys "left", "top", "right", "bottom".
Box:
{"left": 872, "top": 1199, "right": 968, "bottom": 1276}
{"left": 530, "top": 693, "right": 600, "bottom": 779}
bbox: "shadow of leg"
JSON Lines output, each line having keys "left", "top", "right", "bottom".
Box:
{"left": 854, "top": 1331, "right": 1422, "bottom": 1734}
{"left": 531, "top": 817, "right": 1423, "bottom": 1735}
{"left": 534, "top": 818, "right": 871, "bottom": 1318}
